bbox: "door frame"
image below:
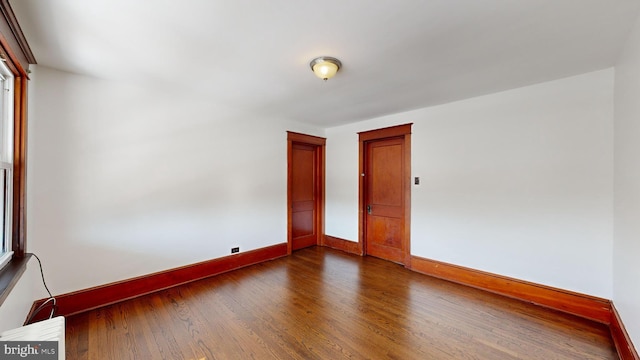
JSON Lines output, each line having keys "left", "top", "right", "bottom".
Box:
{"left": 287, "top": 131, "right": 326, "bottom": 255}
{"left": 358, "top": 124, "right": 412, "bottom": 266}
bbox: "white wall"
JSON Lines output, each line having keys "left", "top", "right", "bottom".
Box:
{"left": 326, "top": 69, "right": 614, "bottom": 298}
{"left": 19, "top": 60, "right": 629, "bottom": 337}
{"left": 26, "top": 65, "right": 324, "bottom": 295}
{"left": 0, "top": 259, "right": 48, "bottom": 332}
{"left": 613, "top": 12, "right": 640, "bottom": 348}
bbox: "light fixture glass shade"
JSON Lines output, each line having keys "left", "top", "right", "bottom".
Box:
{"left": 310, "top": 57, "right": 342, "bottom": 80}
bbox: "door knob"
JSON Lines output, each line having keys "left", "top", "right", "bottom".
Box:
{"left": 367, "top": 205, "right": 372, "bottom": 214}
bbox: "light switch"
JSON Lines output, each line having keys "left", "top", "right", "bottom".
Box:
{"left": 414, "top": 177, "right": 420, "bottom": 185}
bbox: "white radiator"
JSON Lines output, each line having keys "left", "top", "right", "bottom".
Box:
{"left": 0, "top": 316, "right": 65, "bottom": 360}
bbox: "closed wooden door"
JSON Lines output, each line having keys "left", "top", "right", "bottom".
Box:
{"left": 289, "top": 142, "right": 321, "bottom": 250}
{"left": 364, "top": 137, "right": 406, "bottom": 263}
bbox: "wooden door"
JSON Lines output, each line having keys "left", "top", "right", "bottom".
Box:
{"left": 291, "top": 143, "right": 317, "bottom": 250}
{"left": 365, "top": 138, "right": 405, "bottom": 263}
{"left": 288, "top": 132, "right": 325, "bottom": 252}
{"left": 359, "top": 124, "right": 411, "bottom": 265}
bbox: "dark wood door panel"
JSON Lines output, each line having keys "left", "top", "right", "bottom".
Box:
{"left": 292, "top": 209, "right": 314, "bottom": 238}
{"left": 369, "top": 216, "right": 402, "bottom": 249}
{"left": 292, "top": 144, "right": 315, "bottom": 201}
{"left": 370, "top": 141, "right": 403, "bottom": 206}
{"left": 368, "top": 216, "right": 403, "bottom": 263}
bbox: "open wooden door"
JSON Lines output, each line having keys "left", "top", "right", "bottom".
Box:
{"left": 359, "top": 124, "right": 412, "bottom": 265}
{"left": 287, "top": 132, "right": 325, "bottom": 253}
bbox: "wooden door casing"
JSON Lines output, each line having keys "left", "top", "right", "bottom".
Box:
{"left": 287, "top": 132, "right": 326, "bottom": 253}
{"left": 358, "top": 124, "right": 412, "bottom": 266}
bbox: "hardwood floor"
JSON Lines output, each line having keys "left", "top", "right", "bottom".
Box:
{"left": 65, "top": 247, "right": 618, "bottom": 359}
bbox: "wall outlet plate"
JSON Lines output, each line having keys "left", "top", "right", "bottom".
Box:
{"left": 231, "top": 247, "right": 240, "bottom": 254}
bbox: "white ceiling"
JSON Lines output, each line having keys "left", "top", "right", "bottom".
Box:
{"left": 10, "top": 0, "right": 640, "bottom": 127}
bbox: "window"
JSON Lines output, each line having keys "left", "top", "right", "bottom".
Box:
{"left": 0, "top": 59, "right": 14, "bottom": 270}
{"left": 0, "top": 1, "right": 36, "bottom": 304}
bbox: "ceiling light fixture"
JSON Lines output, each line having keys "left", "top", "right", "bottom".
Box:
{"left": 310, "top": 56, "right": 342, "bottom": 81}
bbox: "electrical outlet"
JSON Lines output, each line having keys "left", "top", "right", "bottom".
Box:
{"left": 231, "top": 247, "right": 240, "bottom": 254}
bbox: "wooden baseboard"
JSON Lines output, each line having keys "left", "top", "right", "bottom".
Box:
{"left": 410, "top": 255, "right": 612, "bottom": 324}
{"left": 611, "top": 303, "right": 639, "bottom": 360}
{"left": 323, "top": 235, "right": 362, "bottom": 255}
{"left": 26, "top": 243, "right": 288, "bottom": 323}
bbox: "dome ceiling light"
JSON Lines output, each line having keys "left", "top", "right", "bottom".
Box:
{"left": 310, "top": 56, "right": 342, "bottom": 81}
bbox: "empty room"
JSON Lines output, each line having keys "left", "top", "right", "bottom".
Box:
{"left": 0, "top": 0, "right": 639, "bottom": 359}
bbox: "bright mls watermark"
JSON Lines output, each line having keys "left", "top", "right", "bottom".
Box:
{"left": 0, "top": 341, "right": 57, "bottom": 359}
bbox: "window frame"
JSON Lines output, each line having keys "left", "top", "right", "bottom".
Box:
{"left": 0, "top": 63, "right": 15, "bottom": 269}
{"left": 0, "top": 0, "right": 36, "bottom": 305}
{"left": 0, "top": 44, "right": 28, "bottom": 263}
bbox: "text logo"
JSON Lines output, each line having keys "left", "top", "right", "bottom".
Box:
{"left": 0, "top": 341, "right": 57, "bottom": 359}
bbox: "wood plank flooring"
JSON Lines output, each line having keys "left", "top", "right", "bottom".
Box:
{"left": 65, "top": 247, "right": 618, "bottom": 359}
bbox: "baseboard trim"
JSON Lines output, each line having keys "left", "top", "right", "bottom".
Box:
{"left": 27, "top": 243, "right": 288, "bottom": 322}
{"left": 410, "top": 255, "right": 612, "bottom": 324}
{"left": 611, "top": 303, "right": 639, "bottom": 360}
{"left": 323, "top": 235, "right": 362, "bottom": 255}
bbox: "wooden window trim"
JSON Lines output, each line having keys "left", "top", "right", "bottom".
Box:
{"left": 0, "top": 0, "right": 36, "bottom": 73}
{"left": 0, "top": 0, "right": 35, "bottom": 306}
